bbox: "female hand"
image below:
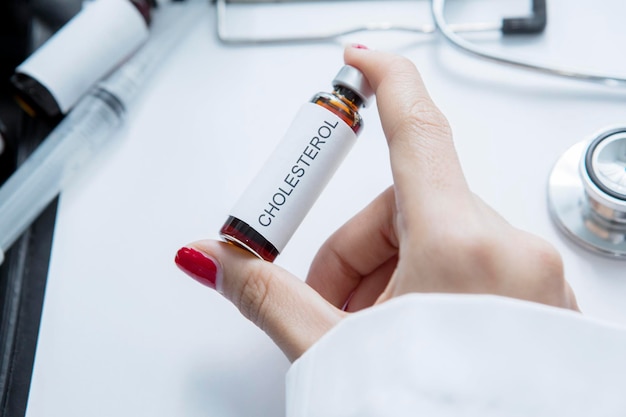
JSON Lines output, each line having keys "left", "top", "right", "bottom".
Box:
{"left": 175, "top": 46, "right": 579, "bottom": 362}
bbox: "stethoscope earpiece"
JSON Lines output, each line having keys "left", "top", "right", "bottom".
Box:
{"left": 548, "top": 127, "right": 626, "bottom": 258}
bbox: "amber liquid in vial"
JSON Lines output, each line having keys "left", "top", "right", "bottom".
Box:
{"left": 221, "top": 68, "right": 370, "bottom": 262}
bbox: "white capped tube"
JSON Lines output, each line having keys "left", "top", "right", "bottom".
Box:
{"left": 13, "top": 0, "right": 149, "bottom": 117}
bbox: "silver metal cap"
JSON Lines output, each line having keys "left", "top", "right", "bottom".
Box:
{"left": 332, "top": 65, "right": 373, "bottom": 107}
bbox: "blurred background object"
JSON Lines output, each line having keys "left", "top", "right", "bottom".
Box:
{"left": 11, "top": 0, "right": 150, "bottom": 119}
{"left": 1, "top": 1, "right": 80, "bottom": 416}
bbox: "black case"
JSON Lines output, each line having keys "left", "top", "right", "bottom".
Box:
{"left": 0, "top": 2, "right": 74, "bottom": 415}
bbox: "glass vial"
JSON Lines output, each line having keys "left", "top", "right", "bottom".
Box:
{"left": 11, "top": 0, "right": 151, "bottom": 119}
{"left": 220, "top": 65, "right": 373, "bottom": 262}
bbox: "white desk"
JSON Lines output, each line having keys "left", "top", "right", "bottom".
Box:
{"left": 25, "top": 1, "right": 626, "bottom": 416}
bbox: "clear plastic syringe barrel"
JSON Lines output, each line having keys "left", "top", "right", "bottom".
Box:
{"left": 0, "top": 91, "right": 124, "bottom": 253}
{"left": 0, "top": 2, "right": 203, "bottom": 261}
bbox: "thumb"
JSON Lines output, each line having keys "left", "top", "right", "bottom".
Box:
{"left": 175, "top": 240, "right": 343, "bottom": 361}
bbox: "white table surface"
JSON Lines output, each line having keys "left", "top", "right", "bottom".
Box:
{"left": 25, "top": 1, "right": 626, "bottom": 416}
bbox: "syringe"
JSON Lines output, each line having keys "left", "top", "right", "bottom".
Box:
{"left": 0, "top": 3, "right": 202, "bottom": 265}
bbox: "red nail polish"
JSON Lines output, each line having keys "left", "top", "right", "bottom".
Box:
{"left": 175, "top": 247, "right": 218, "bottom": 290}
{"left": 351, "top": 43, "right": 369, "bottom": 50}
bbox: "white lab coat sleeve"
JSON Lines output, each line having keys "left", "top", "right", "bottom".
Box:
{"left": 285, "top": 294, "right": 626, "bottom": 417}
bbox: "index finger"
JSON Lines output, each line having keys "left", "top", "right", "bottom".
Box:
{"left": 344, "top": 47, "right": 470, "bottom": 229}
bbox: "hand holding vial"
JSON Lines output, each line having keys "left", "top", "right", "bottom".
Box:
{"left": 175, "top": 45, "right": 579, "bottom": 362}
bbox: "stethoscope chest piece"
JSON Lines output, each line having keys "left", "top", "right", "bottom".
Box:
{"left": 548, "top": 127, "right": 626, "bottom": 258}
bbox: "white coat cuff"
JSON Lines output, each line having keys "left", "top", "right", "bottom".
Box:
{"left": 286, "top": 294, "right": 626, "bottom": 417}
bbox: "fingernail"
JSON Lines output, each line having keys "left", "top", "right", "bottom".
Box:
{"left": 175, "top": 247, "right": 218, "bottom": 290}
{"left": 351, "top": 43, "right": 369, "bottom": 50}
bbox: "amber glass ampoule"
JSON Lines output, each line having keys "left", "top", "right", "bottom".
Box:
{"left": 311, "top": 85, "right": 364, "bottom": 134}
{"left": 220, "top": 65, "right": 373, "bottom": 262}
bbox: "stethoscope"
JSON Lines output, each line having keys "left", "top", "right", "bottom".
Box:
{"left": 548, "top": 129, "right": 626, "bottom": 259}
{"left": 216, "top": 0, "right": 626, "bottom": 258}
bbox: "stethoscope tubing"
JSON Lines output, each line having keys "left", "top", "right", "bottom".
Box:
{"left": 217, "top": 0, "right": 626, "bottom": 88}
{"left": 431, "top": 0, "right": 626, "bottom": 87}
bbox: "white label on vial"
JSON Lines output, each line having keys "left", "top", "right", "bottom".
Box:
{"left": 230, "top": 102, "right": 358, "bottom": 253}
{"left": 17, "top": 0, "right": 149, "bottom": 113}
